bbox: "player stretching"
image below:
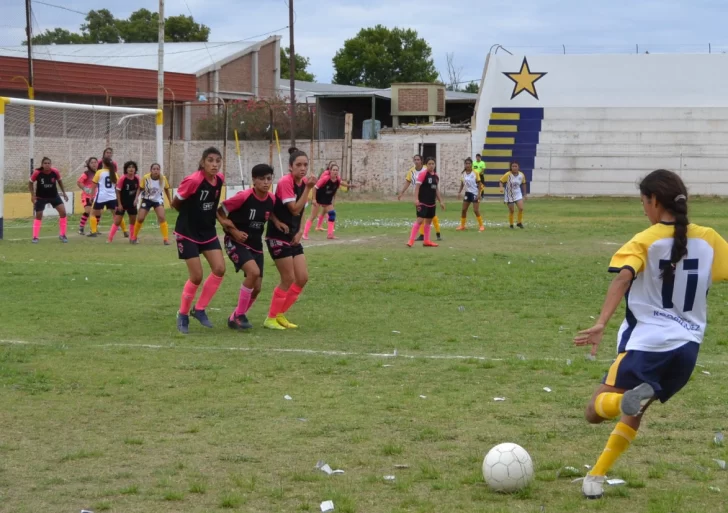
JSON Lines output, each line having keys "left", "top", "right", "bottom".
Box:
{"left": 132, "top": 163, "right": 172, "bottom": 245}
{"left": 499, "top": 161, "right": 527, "bottom": 229}
{"left": 263, "top": 148, "right": 316, "bottom": 330}
{"left": 218, "top": 164, "right": 285, "bottom": 330}
{"left": 456, "top": 157, "right": 485, "bottom": 231}
{"left": 109, "top": 161, "right": 141, "bottom": 243}
{"left": 407, "top": 156, "right": 445, "bottom": 247}
{"left": 28, "top": 157, "right": 69, "bottom": 243}
{"left": 574, "top": 169, "right": 728, "bottom": 500}
{"left": 76, "top": 157, "right": 97, "bottom": 235}
{"left": 398, "top": 155, "right": 442, "bottom": 241}
{"left": 173, "top": 147, "right": 226, "bottom": 334}
{"left": 302, "top": 163, "right": 355, "bottom": 240}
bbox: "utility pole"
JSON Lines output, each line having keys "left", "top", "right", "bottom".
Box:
{"left": 25, "top": 0, "right": 35, "bottom": 176}
{"left": 157, "top": 0, "right": 165, "bottom": 112}
{"left": 288, "top": 0, "right": 296, "bottom": 148}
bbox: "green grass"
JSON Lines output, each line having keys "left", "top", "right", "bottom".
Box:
{"left": 2, "top": 197, "right": 728, "bottom": 512}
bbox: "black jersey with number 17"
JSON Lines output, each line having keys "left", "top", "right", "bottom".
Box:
{"left": 266, "top": 173, "right": 306, "bottom": 243}
{"left": 174, "top": 170, "right": 225, "bottom": 243}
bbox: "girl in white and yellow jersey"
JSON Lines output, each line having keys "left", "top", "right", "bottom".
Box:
{"left": 574, "top": 169, "right": 728, "bottom": 500}
{"left": 87, "top": 158, "right": 118, "bottom": 237}
{"left": 131, "top": 163, "right": 172, "bottom": 245}
{"left": 456, "top": 157, "right": 485, "bottom": 231}
{"left": 499, "top": 161, "right": 527, "bottom": 229}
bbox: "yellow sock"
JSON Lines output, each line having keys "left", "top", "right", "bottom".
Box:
{"left": 590, "top": 422, "right": 637, "bottom": 476}
{"left": 419, "top": 224, "right": 425, "bottom": 236}
{"left": 517, "top": 210, "right": 523, "bottom": 224}
{"left": 460, "top": 217, "right": 466, "bottom": 227}
{"left": 120, "top": 218, "right": 127, "bottom": 232}
{"left": 477, "top": 215, "right": 484, "bottom": 227}
{"left": 594, "top": 392, "right": 623, "bottom": 420}
{"left": 508, "top": 212, "right": 514, "bottom": 225}
{"left": 133, "top": 221, "right": 143, "bottom": 239}
{"left": 90, "top": 215, "right": 98, "bottom": 233}
{"left": 433, "top": 216, "right": 441, "bottom": 233}
{"left": 159, "top": 221, "right": 169, "bottom": 241}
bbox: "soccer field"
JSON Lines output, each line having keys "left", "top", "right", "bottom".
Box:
{"left": 1, "top": 197, "right": 728, "bottom": 513}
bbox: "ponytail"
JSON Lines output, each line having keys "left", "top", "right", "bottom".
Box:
{"left": 108, "top": 161, "right": 118, "bottom": 184}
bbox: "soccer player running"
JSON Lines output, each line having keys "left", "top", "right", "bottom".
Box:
{"left": 263, "top": 147, "right": 317, "bottom": 330}
{"left": 407, "top": 156, "right": 445, "bottom": 247}
{"left": 473, "top": 153, "right": 486, "bottom": 198}
{"left": 77, "top": 157, "right": 98, "bottom": 235}
{"left": 499, "top": 161, "right": 527, "bottom": 229}
{"left": 397, "top": 155, "right": 442, "bottom": 241}
{"left": 28, "top": 157, "right": 69, "bottom": 243}
{"left": 456, "top": 157, "right": 485, "bottom": 231}
{"left": 132, "top": 163, "right": 172, "bottom": 245}
{"left": 109, "top": 161, "right": 141, "bottom": 243}
{"left": 217, "top": 164, "right": 287, "bottom": 330}
{"left": 302, "top": 163, "right": 355, "bottom": 240}
{"left": 173, "top": 147, "right": 226, "bottom": 334}
{"left": 574, "top": 169, "right": 728, "bottom": 500}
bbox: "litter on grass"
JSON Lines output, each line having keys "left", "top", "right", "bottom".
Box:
{"left": 394, "top": 464, "right": 409, "bottom": 469}
{"left": 320, "top": 500, "right": 335, "bottom": 512}
{"left": 543, "top": 387, "right": 552, "bottom": 393}
{"left": 494, "top": 397, "right": 506, "bottom": 402}
{"left": 713, "top": 459, "right": 726, "bottom": 470}
{"left": 315, "top": 461, "right": 345, "bottom": 475}
{"left": 284, "top": 395, "right": 292, "bottom": 400}
{"left": 384, "top": 475, "right": 396, "bottom": 481}
{"left": 607, "top": 479, "right": 626, "bottom": 486}
{"left": 419, "top": 395, "right": 427, "bottom": 399}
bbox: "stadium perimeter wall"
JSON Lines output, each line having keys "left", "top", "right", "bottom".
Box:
{"left": 473, "top": 54, "right": 728, "bottom": 196}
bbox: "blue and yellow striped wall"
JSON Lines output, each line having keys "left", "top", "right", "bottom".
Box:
{"left": 481, "top": 107, "right": 544, "bottom": 196}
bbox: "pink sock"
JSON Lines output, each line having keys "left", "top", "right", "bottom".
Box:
{"left": 316, "top": 215, "right": 325, "bottom": 230}
{"left": 268, "top": 286, "right": 287, "bottom": 318}
{"left": 59, "top": 217, "right": 67, "bottom": 237}
{"left": 409, "top": 222, "right": 421, "bottom": 242}
{"left": 303, "top": 219, "right": 312, "bottom": 237}
{"left": 179, "top": 280, "right": 199, "bottom": 315}
{"left": 423, "top": 224, "right": 431, "bottom": 242}
{"left": 79, "top": 213, "right": 89, "bottom": 229}
{"left": 234, "top": 285, "right": 254, "bottom": 317}
{"left": 195, "top": 273, "right": 224, "bottom": 310}
{"left": 32, "top": 219, "right": 42, "bottom": 238}
{"left": 247, "top": 295, "right": 258, "bottom": 312}
{"left": 281, "top": 284, "right": 303, "bottom": 313}
{"left": 327, "top": 221, "right": 335, "bottom": 237}
{"left": 108, "top": 224, "right": 119, "bottom": 242}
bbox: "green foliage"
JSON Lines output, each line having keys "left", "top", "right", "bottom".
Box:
{"left": 332, "top": 25, "right": 438, "bottom": 88}
{"left": 280, "top": 47, "right": 315, "bottom": 82}
{"left": 26, "top": 8, "right": 209, "bottom": 45}
{"left": 463, "top": 81, "right": 480, "bottom": 94}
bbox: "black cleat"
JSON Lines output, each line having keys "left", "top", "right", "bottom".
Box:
{"left": 517, "top": 223, "right": 524, "bottom": 229}
{"left": 436, "top": 233, "right": 442, "bottom": 241}
{"left": 31, "top": 237, "right": 39, "bottom": 244}
{"left": 177, "top": 312, "right": 190, "bottom": 334}
{"left": 509, "top": 225, "right": 514, "bottom": 229}
{"left": 123, "top": 231, "right": 130, "bottom": 238}
{"left": 191, "top": 308, "right": 214, "bottom": 328}
{"left": 59, "top": 235, "right": 68, "bottom": 243}
{"left": 228, "top": 314, "right": 253, "bottom": 331}
{"left": 416, "top": 234, "right": 424, "bottom": 241}
{"left": 87, "top": 232, "right": 98, "bottom": 238}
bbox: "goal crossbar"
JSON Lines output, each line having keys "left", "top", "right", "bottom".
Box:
{"left": 0, "top": 97, "right": 163, "bottom": 240}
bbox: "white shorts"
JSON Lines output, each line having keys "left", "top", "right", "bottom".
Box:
{"left": 504, "top": 191, "right": 523, "bottom": 204}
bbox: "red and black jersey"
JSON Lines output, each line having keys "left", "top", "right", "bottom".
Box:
{"left": 221, "top": 189, "right": 276, "bottom": 253}
{"left": 116, "top": 175, "right": 140, "bottom": 209}
{"left": 266, "top": 173, "right": 306, "bottom": 243}
{"left": 30, "top": 168, "right": 61, "bottom": 199}
{"left": 174, "top": 170, "right": 225, "bottom": 243}
{"left": 416, "top": 170, "right": 439, "bottom": 206}
{"left": 314, "top": 170, "right": 341, "bottom": 205}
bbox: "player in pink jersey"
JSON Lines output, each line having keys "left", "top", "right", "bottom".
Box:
{"left": 302, "top": 163, "right": 355, "bottom": 240}
{"left": 407, "top": 156, "right": 445, "bottom": 247}
{"left": 109, "top": 161, "right": 141, "bottom": 243}
{"left": 28, "top": 157, "right": 69, "bottom": 243}
{"left": 76, "top": 157, "right": 97, "bottom": 235}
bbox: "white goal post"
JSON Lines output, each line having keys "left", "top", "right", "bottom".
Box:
{"left": 0, "top": 97, "right": 162, "bottom": 240}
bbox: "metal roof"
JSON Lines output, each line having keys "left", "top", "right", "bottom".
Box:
{"left": 276, "top": 81, "right": 477, "bottom": 102}
{"left": 0, "top": 36, "right": 279, "bottom": 76}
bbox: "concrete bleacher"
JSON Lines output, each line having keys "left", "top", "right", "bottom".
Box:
{"left": 532, "top": 108, "right": 728, "bottom": 196}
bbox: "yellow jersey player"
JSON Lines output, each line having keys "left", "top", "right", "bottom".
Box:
{"left": 574, "top": 169, "right": 728, "bottom": 500}
{"left": 397, "top": 154, "right": 441, "bottom": 241}
{"left": 132, "top": 163, "right": 172, "bottom": 245}
{"left": 456, "top": 158, "right": 485, "bottom": 231}
{"left": 472, "top": 154, "right": 486, "bottom": 197}
{"left": 499, "top": 161, "right": 527, "bottom": 229}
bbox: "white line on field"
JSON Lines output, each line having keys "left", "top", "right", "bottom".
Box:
{"left": 3, "top": 338, "right": 728, "bottom": 367}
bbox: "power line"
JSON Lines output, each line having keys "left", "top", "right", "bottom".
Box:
{"left": 180, "top": 0, "right": 215, "bottom": 68}
{"left": 33, "top": 1, "right": 87, "bottom": 16}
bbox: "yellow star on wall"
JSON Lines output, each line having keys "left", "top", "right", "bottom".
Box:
{"left": 502, "top": 57, "right": 547, "bottom": 100}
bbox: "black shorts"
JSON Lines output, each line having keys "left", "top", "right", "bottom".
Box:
{"left": 176, "top": 236, "right": 222, "bottom": 260}
{"left": 225, "top": 236, "right": 264, "bottom": 276}
{"left": 83, "top": 197, "right": 93, "bottom": 207}
{"left": 464, "top": 192, "right": 479, "bottom": 203}
{"left": 416, "top": 204, "right": 436, "bottom": 219}
{"left": 117, "top": 205, "right": 138, "bottom": 216}
{"left": 140, "top": 199, "right": 162, "bottom": 211}
{"left": 34, "top": 196, "right": 63, "bottom": 212}
{"left": 93, "top": 199, "right": 117, "bottom": 211}
{"left": 315, "top": 190, "right": 334, "bottom": 206}
{"left": 602, "top": 342, "right": 699, "bottom": 403}
{"left": 266, "top": 239, "right": 304, "bottom": 260}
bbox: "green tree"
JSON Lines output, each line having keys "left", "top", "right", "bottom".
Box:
{"left": 332, "top": 25, "right": 438, "bottom": 88}
{"left": 81, "top": 9, "right": 121, "bottom": 43}
{"left": 25, "top": 28, "right": 86, "bottom": 45}
{"left": 116, "top": 8, "right": 158, "bottom": 43}
{"left": 164, "top": 15, "right": 210, "bottom": 42}
{"left": 463, "top": 81, "right": 479, "bottom": 94}
{"left": 280, "top": 47, "right": 315, "bottom": 82}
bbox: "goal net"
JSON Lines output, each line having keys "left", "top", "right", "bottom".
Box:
{"left": 0, "top": 97, "right": 162, "bottom": 238}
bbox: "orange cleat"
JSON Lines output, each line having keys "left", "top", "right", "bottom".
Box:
{"left": 423, "top": 241, "right": 439, "bottom": 247}
{"left": 479, "top": 226, "right": 485, "bottom": 232}
{"left": 456, "top": 226, "right": 466, "bottom": 231}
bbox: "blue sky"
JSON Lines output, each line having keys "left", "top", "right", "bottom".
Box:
{"left": 1, "top": 0, "right": 725, "bottom": 85}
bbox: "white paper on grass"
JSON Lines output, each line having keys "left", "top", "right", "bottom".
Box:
{"left": 392, "top": 331, "right": 401, "bottom": 334}
{"left": 284, "top": 395, "right": 292, "bottom": 400}
{"left": 320, "top": 500, "right": 335, "bottom": 512}
{"left": 419, "top": 395, "right": 427, "bottom": 399}
{"left": 384, "top": 475, "right": 396, "bottom": 481}
{"left": 702, "top": 370, "right": 711, "bottom": 375}
{"left": 607, "top": 479, "right": 626, "bottom": 486}
{"left": 543, "top": 387, "right": 552, "bottom": 393}
{"left": 315, "top": 461, "right": 344, "bottom": 475}
{"left": 713, "top": 459, "right": 726, "bottom": 470}
{"left": 494, "top": 397, "right": 506, "bottom": 402}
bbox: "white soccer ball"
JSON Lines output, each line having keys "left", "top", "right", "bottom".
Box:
{"left": 482, "top": 443, "right": 534, "bottom": 493}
